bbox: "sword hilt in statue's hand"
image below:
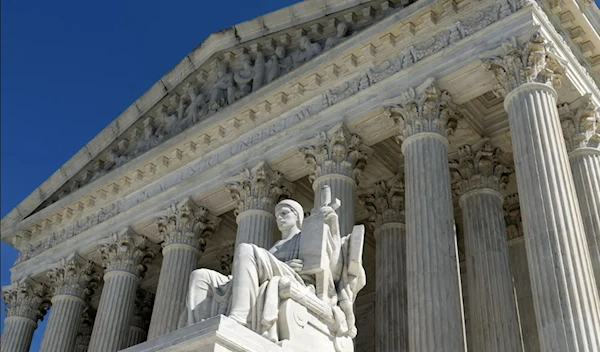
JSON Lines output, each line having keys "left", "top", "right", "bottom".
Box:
{"left": 320, "top": 185, "right": 341, "bottom": 211}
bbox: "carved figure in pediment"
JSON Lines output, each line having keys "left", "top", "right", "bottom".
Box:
{"left": 233, "top": 53, "right": 255, "bottom": 99}
{"left": 324, "top": 22, "right": 349, "bottom": 50}
{"left": 179, "top": 185, "right": 366, "bottom": 351}
{"left": 253, "top": 51, "right": 266, "bottom": 91}
{"left": 293, "top": 35, "right": 322, "bottom": 67}
{"left": 209, "top": 60, "right": 236, "bottom": 112}
{"left": 266, "top": 46, "right": 293, "bottom": 83}
{"left": 184, "top": 84, "right": 209, "bottom": 124}
{"left": 136, "top": 119, "right": 164, "bottom": 154}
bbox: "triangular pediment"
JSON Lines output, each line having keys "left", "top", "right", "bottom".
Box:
{"left": 1, "top": 0, "right": 410, "bottom": 237}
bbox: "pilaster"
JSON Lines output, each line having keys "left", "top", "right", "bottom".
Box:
{"left": 484, "top": 32, "right": 600, "bottom": 351}
{"left": 1, "top": 278, "right": 49, "bottom": 352}
{"left": 360, "top": 174, "right": 406, "bottom": 352}
{"left": 559, "top": 95, "right": 600, "bottom": 292}
{"left": 88, "top": 228, "right": 154, "bottom": 352}
{"left": 40, "top": 254, "right": 98, "bottom": 352}
{"left": 450, "top": 142, "right": 521, "bottom": 351}
{"left": 226, "top": 161, "right": 292, "bottom": 247}
{"left": 148, "top": 199, "right": 220, "bottom": 339}
{"left": 385, "top": 78, "right": 465, "bottom": 352}
{"left": 301, "top": 123, "right": 371, "bottom": 236}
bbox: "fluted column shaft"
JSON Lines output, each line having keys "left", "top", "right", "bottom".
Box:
{"left": 313, "top": 175, "right": 356, "bottom": 237}
{"left": 88, "top": 271, "right": 139, "bottom": 351}
{"left": 148, "top": 245, "right": 198, "bottom": 338}
{"left": 375, "top": 223, "right": 407, "bottom": 352}
{"left": 460, "top": 190, "right": 522, "bottom": 351}
{"left": 508, "top": 237, "right": 541, "bottom": 352}
{"left": 570, "top": 149, "right": 600, "bottom": 290}
{"left": 40, "top": 295, "right": 86, "bottom": 352}
{"left": 1, "top": 317, "right": 37, "bottom": 352}
{"left": 505, "top": 83, "right": 600, "bottom": 351}
{"left": 403, "top": 133, "right": 465, "bottom": 351}
{"left": 236, "top": 210, "right": 276, "bottom": 248}
{"left": 127, "top": 326, "right": 148, "bottom": 348}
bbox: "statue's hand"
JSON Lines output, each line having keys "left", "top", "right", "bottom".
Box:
{"left": 320, "top": 205, "right": 338, "bottom": 222}
{"left": 286, "top": 259, "right": 303, "bottom": 273}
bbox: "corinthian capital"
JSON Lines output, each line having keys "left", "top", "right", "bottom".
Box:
{"left": 46, "top": 254, "right": 99, "bottom": 300}
{"left": 483, "top": 31, "right": 565, "bottom": 97}
{"left": 558, "top": 94, "right": 600, "bottom": 152}
{"left": 1, "top": 278, "right": 49, "bottom": 322}
{"left": 76, "top": 305, "right": 95, "bottom": 348}
{"left": 504, "top": 193, "right": 523, "bottom": 241}
{"left": 384, "top": 78, "right": 459, "bottom": 140}
{"left": 156, "top": 199, "right": 221, "bottom": 252}
{"left": 300, "top": 123, "right": 371, "bottom": 183}
{"left": 450, "top": 141, "right": 512, "bottom": 196}
{"left": 131, "top": 289, "right": 154, "bottom": 330}
{"left": 99, "top": 228, "right": 154, "bottom": 276}
{"left": 360, "top": 174, "right": 405, "bottom": 229}
{"left": 226, "top": 162, "right": 294, "bottom": 215}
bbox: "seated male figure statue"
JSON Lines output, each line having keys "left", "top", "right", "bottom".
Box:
{"left": 178, "top": 186, "right": 366, "bottom": 352}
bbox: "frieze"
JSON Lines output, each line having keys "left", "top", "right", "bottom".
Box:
{"left": 15, "top": 0, "right": 520, "bottom": 264}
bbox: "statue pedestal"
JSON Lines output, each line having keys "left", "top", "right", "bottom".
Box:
{"left": 120, "top": 315, "right": 292, "bottom": 352}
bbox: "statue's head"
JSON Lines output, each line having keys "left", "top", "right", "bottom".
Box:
{"left": 337, "top": 22, "right": 348, "bottom": 37}
{"left": 275, "top": 199, "right": 303, "bottom": 235}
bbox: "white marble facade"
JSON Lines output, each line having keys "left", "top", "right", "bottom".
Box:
{"left": 2, "top": 0, "right": 600, "bottom": 351}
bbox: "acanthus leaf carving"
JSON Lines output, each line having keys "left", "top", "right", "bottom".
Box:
{"left": 504, "top": 193, "right": 523, "bottom": 241}
{"left": 98, "top": 228, "right": 155, "bottom": 276}
{"left": 131, "top": 289, "right": 154, "bottom": 330}
{"left": 300, "top": 124, "right": 371, "bottom": 183}
{"left": 558, "top": 93, "right": 600, "bottom": 152}
{"left": 1, "top": 277, "right": 50, "bottom": 322}
{"left": 46, "top": 254, "right": 100, "bottom": 299}
{"left": 156, "top": 199, "right": 221, "bottom": 252}
{"left": 226, "top": 162, "right": 294, "bottom": 216}
{"left": 384, "top": 78, "right": 460, "bottom": 139}
{"left": 75, "top": 305, "right": 96, "bottom": 348}
{"left": 482, "top": 31, "right": 566, "bottom": 97}
{"left": 449, "top": 140, "right": 512, "bottom": 197}
{"left": 359, "top": 174, "right": 405, "bottom": 230}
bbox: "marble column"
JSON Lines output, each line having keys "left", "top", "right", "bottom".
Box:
{"left": 301, "top": 123, "right": 371, "bottom": 237}
{"left": 88, "top": 229, "right": 154, "bottom": 352}
{"left": 40, "top": 255, "right": 97, "bottom": 352}
{"left": 450, "top": 142, "right": 522, "bottom": 351}
{"left": 559, "top": 95, "right": 600, "bottom": 291}
{"left": 485, "top": 32, "right": 600, "bottom": 351}
{"left": 147, "top": 199, "right": 220, "bottom": 339}
{"left": 505, "top": 193, "right": 541, "bottom": 352}
{"left": 385, "top": 78, "right": 465, "bottom": 351}
{"left": 226, "top": 161, "right": 293, "bottom": 248}
{"left": 1, "top": 278, "right": 48, "bottom": 352}
{"left": 361, "top": 174, "right": 407, "bottom": 352}
{"left": 127, "top": 290, "right": 154, "bottom": 347}
{"left": 74, "top": 306, "right": 95, "bottom": 352}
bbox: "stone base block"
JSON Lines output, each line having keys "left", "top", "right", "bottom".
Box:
{"left": 120, "top": 315, "right": 289, "bottom": 352}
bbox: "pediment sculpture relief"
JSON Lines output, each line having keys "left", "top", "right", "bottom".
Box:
{"left": 178, "top": 185, "right": 366, "bottom": 351}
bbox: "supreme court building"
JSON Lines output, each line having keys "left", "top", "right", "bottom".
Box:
{"left": 2, "top": 0, "right": 600, "bottom": 351}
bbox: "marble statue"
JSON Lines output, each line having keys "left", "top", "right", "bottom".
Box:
{"left": 253, "top": 51, "right": 266, "bottom": 91}
{"left": 179, "top": 185, "right": 365, "bottom": 351}
{"left": 135, "top": 118, "right": 164, "bottom": 154}
{"left": 266, "top": 46, "right": 293, "bottom": 83}
{"left": 324, "top": 22, "right": 349, "bottom": 50}
{"left": 294, "top": 36, "right": 322, "bottom": 67}
{"left": 233, "top": 53, "right": 255, "bottom": 100}
{"left": 184, "top": 83, "right": 209, "bottom": 124}
{"left": 209, "top": 60, "right": 236, "bottom": 112}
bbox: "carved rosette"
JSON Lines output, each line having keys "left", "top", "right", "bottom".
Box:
{"left": 1, "top": 278, "right": 49, "bottom": 321}
{"left": 503, "top": 193, "right": 523, "bottom": 241}
{"left": 75, "top": 306, "right": 95, "bottom": 347}
{"left": 99, "top": 229, "right": 154, "bottom": 276}
{"left": 360, "top": 174, "right": 405, "bottom": 229}
{"left": 131, "top": 289, "right": 154, "bottom": 330}
{"left": 300, "top": 124, "right": 370, "bottom": 183}
{"left": 226, "top": 162, "right": 294, "bottom": 215}
{"left": 156, "top": 199, "right": 220, "bottom": 252}
{"left": 449, "top": 141, "right": 512, "bottom": 197}
{"left": 483, "top": 32, "right": 565, "bottom": 97}
{"left": 384, "top": 78, "right": 459, "bottom": 140}
{"left": 558, "top": 94, "right": 600, "bottom": 152}
{"left": 46, "top": 255, "right": 98, "bottom": 299}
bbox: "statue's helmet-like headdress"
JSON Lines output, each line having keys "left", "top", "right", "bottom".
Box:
{"left": 276, "top": 199, "right": 304, "bottom": 228}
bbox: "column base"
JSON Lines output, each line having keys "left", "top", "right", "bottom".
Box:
{"left": 120, "top": 315, "right": 303, "bottom": 352}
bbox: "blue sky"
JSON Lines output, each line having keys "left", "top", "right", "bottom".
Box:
{"left": 1, "top": 0, "right": 300, "bottom": 348}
